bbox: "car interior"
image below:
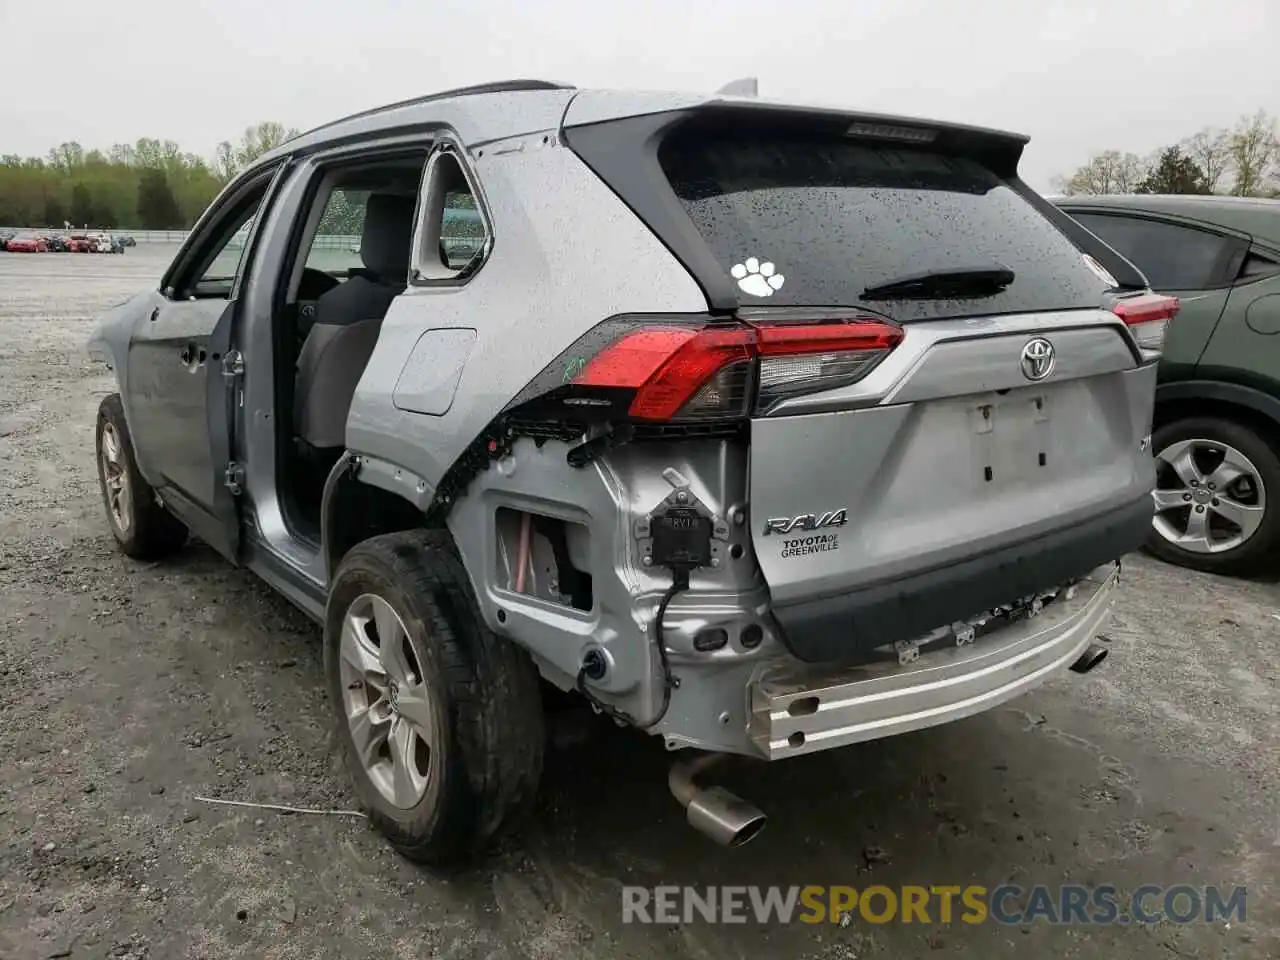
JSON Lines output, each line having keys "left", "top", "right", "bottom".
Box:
{"left": 273, "top": 155, "right": 430, "bottom": 539}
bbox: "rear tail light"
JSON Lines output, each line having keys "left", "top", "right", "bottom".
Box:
{"left": 1113, "top": 293, "right": 1179, "bottom": 359}
{"left": 570, "top": 317, "right": 903, "bottom": 421}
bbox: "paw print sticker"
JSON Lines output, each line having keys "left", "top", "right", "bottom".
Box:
{"left": 730, "top": 257, "right": 785, "bottom": 297}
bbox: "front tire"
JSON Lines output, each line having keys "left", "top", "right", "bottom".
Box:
{"left": 325, "top": 529, "right": 545, "bottom": 866}
{"left": 1147, "top": 415, "right": 1280, "bottom": 576}
{"left": 95, "top": 394, "right": 187, "bottom": 560}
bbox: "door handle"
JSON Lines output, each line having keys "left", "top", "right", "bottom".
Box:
{"left": 149, "top": 307, "right": 159, "bottom": 322}
{"left": 180, "top": 345, "right": 194, "bottom": 365}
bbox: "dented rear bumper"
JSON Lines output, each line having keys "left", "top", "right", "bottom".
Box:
{"left": 747, "top": 562, "right": 1119, "bottom": 759}
{"left": 767, "top": 495, "right": 1150, "bottom": 663}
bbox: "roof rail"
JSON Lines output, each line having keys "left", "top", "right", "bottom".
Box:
{"left": 297, "top": 80, "right": 574, "bottom": 140}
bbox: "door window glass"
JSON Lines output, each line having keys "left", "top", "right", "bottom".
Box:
{"left": 181, "top": 179, "right": 272, "bottom": 299}
{"left": 412, "top": 150, "right": 490, "bottom": 282}
{"left": 1072, "top": 213, "right": 1230, "bottom": 290}
{"left": 305, "top": 187, "right": 370, "bottom": 276}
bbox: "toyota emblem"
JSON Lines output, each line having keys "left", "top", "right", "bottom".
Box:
{"left": 1020, "top": 338, "right": 1055, "bottom": 381}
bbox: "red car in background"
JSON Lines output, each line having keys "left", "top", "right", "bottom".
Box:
{"left": 5, "top": 234, "right": 48, "bottom": 252}
{"left": 67, "top": 235, "right": 96, "bottom": 253}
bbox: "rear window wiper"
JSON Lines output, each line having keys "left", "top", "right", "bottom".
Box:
{"left": 861, "top": 264, "right": 1015, "bottom": 300}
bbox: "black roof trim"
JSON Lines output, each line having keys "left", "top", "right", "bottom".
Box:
{"left": 296, "top": 80, "right": 574, "bottom": 141}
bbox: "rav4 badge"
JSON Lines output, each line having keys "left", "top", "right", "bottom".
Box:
{"left": 762, "top": 509, "right": 848, "bottom": 536}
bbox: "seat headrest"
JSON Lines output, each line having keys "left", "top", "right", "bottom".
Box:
{"left": 360, "top": 193, "right": 416, "bottom": 281}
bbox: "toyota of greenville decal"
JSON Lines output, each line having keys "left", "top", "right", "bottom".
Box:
{"left": 780, "top": 533, "right": 841, "bottom": 558}
{"left": 762, "top": 509, "right": 848, "bottom": 559}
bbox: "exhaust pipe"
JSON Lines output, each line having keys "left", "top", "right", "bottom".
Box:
{"left": 1069, "top": 643, "right": 1109, "bottom": 674}
{"left": 668, "top": 752, "right": 767, "bottom": 848}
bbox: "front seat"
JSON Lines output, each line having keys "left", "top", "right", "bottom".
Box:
{"left": 293, "top": 193, "right": 416, "bottom": 453}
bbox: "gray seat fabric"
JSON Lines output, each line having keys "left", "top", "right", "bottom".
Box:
{"left": 294, "top": 194, "right": 416, "bottom": 450}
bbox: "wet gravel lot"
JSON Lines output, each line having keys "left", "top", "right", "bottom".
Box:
{"left": 0, "top": 247, "right": 1277, "bottom": 959}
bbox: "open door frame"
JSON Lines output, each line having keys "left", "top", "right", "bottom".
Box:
{"left": 204, "top": 160, "right": 295, "bottom": 564}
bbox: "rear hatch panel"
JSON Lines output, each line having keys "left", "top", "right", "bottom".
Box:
{"left": 750, "top": 315, "right": 1155, "bottom": 607}
{"left": 563, "top": 97, "right": 1157, "bottom": 663}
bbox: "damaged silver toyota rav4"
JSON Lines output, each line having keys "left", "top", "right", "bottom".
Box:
{"left": 87, "top": 81, "right": 1174, "bottom": 863}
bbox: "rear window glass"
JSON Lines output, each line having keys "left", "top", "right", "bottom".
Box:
{"left": 659, "top": 134, "right": 1109, "bottom": 321}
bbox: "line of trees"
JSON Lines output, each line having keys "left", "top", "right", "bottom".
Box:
{"left": 1053, "top": 110, "right": 1280, "bottom": 198}
{"left": 0, "top": 122, "right": 299, "bottom": 230}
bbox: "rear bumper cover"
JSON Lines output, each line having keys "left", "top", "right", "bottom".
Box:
{"left": 748, "top": 562, "right": 1118, "bottom": 759}
{"left": 769, "top": 494, "right": 1152, "bottom": 664}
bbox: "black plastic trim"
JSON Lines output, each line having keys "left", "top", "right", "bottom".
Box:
{"left": 1157, "top": 378, "right": 1280, "bottom": 426}
{"left": 563, "top": 110, "right": 741, "bottom": 312}
{"left": 770, "top": 494, "right": 1154, "bottom": 665}
{"left": 1018, "top": 185, "right": 1149, "bottom": 290}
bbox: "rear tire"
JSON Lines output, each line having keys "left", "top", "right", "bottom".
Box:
{"left": 95, "top": 393, "right": 187, "bottom": 560}
{"left": 1147, "top": 415, "right": 1280, "bottom": 576}
{"left": 325, "top": 529, "right": 545, "bottom": 866}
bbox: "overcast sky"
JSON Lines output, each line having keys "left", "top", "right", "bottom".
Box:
{"left": 1, "top": 0, "right": 1275, "bottom": 191}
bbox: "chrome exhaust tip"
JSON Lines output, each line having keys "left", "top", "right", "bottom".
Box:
{"left": 669, "top": 752, "right": 767, "bottom": 848}
{"left": 1070, "top": 642, "right": 1109, "bottom": 674}
{"left": 685, "top": 785, "right": 768, "bottom": 847}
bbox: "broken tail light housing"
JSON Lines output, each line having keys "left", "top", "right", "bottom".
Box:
{"left": 1113, "top": 292, "right": 1179, "bottom": 360}
{"left": 568, "top": 316, "right": 904, "bottom": 422}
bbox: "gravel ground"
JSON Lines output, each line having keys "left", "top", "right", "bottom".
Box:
{"left": 0, "top": 247, "right": 1277, "bottom": 960}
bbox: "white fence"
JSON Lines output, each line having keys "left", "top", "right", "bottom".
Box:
{"left": 2, "top": 228, "right": 364, "bottom": 249}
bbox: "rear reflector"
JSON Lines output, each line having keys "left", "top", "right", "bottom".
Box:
{"left": 573, "top": 318, "right": 903, "bottom": 421}
{"left": 1113, "top": 293, "right": 1179, "bottom": 357}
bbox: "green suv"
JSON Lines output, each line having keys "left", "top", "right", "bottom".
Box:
{"left": 1055, "top": 195, "right": 1280, "bottom": 575}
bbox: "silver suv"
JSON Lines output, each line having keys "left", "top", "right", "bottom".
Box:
{"left": 87, "top": 80, "right": 1175, "bottom": 864}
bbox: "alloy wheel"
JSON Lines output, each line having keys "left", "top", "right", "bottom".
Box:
{"left": 338, "top": 593, "right": 439, "bottom": 809}
{"left": 99, "top": 421, "right": 132, "bottom": 534}
{"left": 1152, "top": 438, "right": 1266, "bottom": 554}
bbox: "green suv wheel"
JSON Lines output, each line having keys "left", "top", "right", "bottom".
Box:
{"left": 1148, "top": 416, "right": 1280, "bottom": 576}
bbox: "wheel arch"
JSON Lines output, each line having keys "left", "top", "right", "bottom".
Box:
{"left": 1154, "top": 380, "right": 1280, "bottom": 447}
{"left": 320, "top": 453, "right": 441, "bottom": 583}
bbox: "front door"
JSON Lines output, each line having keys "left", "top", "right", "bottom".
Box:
{"left": 126, "top": 298, "right": 235, "bottom": 554}
{"left": 125, "top": 164, "right": 285, "bottom": 561}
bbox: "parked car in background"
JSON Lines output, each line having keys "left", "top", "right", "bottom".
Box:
{"left": 46, "top": 235, "right": 70, "bottom": 253}
{"left": 0, "top": 229, "right": 16, "bottom": 250}
{"left": 5, "top": 234, "right": 48, "bottom": 252}
{"left": 1055, "top": 195, "right": 1280, "bottom": 575}
{"left": 116, "top": 234, "right": 136, "bottom": 247}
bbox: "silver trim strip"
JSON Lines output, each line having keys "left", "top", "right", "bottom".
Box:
{"left": 747, "top": 563, "right": 1118, "bottom": 759}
